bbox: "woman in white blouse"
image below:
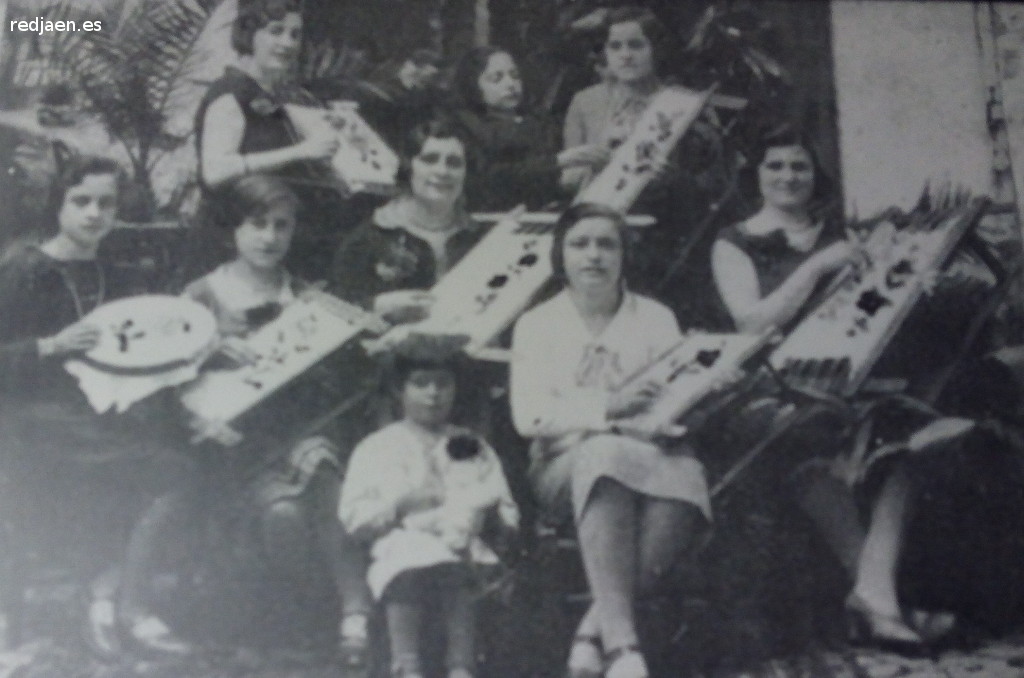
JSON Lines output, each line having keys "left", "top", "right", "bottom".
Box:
{"left": 510, "top": 203, "right": 710, "bottom": 678}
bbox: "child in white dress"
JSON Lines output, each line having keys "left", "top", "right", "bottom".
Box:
{"left": 340, "top": 346, "right": 518, "bottom": 678}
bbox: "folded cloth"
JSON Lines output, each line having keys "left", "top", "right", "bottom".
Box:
{"left": 65, "top": 358, "right": 202, "bottom": 414}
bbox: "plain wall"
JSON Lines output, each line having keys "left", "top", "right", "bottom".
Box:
{"left": 831, "top": 1, "right": 993, "bottom": 215}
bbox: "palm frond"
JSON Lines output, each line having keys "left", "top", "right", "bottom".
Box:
{"left": 47, "top": 0, "right": 218, "bottom": 168}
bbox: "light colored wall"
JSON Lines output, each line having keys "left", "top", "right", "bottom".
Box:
{"left": 831, "top": 1, "right": 993, "bottom": 215}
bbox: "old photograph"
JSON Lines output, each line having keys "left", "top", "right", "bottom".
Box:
{"left": 1, "top": 1, "right": 1024, "bottom": 676}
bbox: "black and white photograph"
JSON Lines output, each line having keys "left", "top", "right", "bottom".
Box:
{"left": 2, "top": 1, "right": 1024, "bottom": 677}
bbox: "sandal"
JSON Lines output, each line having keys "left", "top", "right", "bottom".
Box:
{"left": 125, "top": 615, "right": 192, "bottom": 657}
{"left": 567, "top": 634, "right": 602, "bottom": 678}
{"left": 339, "top": 613, "right": 369, "bottom": 669}
{"left": 604, "top": 645, "right": 649, "bottom": 678}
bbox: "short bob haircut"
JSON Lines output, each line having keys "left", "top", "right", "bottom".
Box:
{"left": 602, "top": 5, "right": 674, "bottom": 78}
{"left": 396, "top": 118, "right": 474, "bottom": 188}
{"left": 213, "top": 174, "right": 300, "bottom": 231}
{"left": 453, "top": 46, "right": 522, "bottom": 115}
{"left": 550, "top": 202, "right": 631, "bottom": 283}
{"left": 232, "top": 0, "right": 302, "bottom": 56}
{"left": 745, "top": 123, "right": 836, "bottom": 208}
{"left": 45, "top": 153, "right": 124, "bottom": 232}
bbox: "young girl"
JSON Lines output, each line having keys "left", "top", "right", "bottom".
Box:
{"left": 0, "top": 154, "right": 190, "bottom": 654}
{"left": 178, "top": 174, "right": 372, "bottom": 663}
{"left": 340, "top": 345, "right": 518, "bottom": 678}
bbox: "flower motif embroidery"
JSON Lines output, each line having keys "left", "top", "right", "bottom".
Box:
{"left": 375, "top": 239, "right": 419, "bottom": 283}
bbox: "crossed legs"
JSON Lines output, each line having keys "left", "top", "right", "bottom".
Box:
{"left": 573, "top": 477, "right": 703, "bottom": 675}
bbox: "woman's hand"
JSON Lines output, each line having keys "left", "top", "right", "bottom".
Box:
{"left": 808, "top": 241, "right": 867, "bottom": 277}
{"left": 557, "top": 144, "right": 611, "bottom": 170}
{"left": 188, "top": 416, "right": 244, "bottom": 446}
{"left": 294, "top": 128, "right": 340, "bottom": 163}
{"left": 40, "top": 321, "right": 101, "bottom": 357}
{"left": 373, "top": 290, "right": 435, "bottom": 324}
{"left": 607, "top": 380, "right": 662, "bottom": 420}
{"left": 218, "top": 336, "right": 260, "bottom": 367}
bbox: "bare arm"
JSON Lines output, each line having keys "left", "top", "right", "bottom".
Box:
{"left": 712, "top": 238, "right": 856, "bottom": 334}
{"left": 199, "top": 95, "right": 337, "bottom": 189}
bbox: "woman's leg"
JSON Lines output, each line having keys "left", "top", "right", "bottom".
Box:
{"left": 576, "top": 477, "right": 639, "bottom": 652}
{"left": 636, "top": 498, "right": 703, "bottom": 595}
{"left": 793, "top": 469, "right": 866, "bottom": 580}
{"left": 851, "top": 462, "right": 913, "bottom": 617}
{"left": 119, "top": 489, "right": 193, "bottom": 622}
{"left": 307, "top": 469, "right": 372, "bottom": 619}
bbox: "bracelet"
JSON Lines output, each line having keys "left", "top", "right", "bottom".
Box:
{"left": 240, "top": 154, "right": 250, "bottom": 175}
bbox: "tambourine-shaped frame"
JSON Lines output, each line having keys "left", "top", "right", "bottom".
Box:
{"left": 81, "top": 295, "right": 217, "bottom": 374}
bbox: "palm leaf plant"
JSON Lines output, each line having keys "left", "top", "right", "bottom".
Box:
{"left": 45, "top": 0, "right": 220, "bottom": 219}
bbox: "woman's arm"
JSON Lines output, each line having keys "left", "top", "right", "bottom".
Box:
{"left": 199, "top": 95, "right": 338, "bottom": 189}
{"left": 712, "top": 238, "right": 855, "bottom": 334}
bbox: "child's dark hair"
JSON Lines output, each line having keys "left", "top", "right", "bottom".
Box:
{"left": 550, "top": 202, "right": 630, "bottom": 283}
{"left": 232, "top": 0, "right": 302, "bottom": 55}
{"left": 45, "top": 153, "right": 124, "bottom": 231}
{"left": 213, "top": 174, "right": 300, "bottom": 231}
{"left": 390, "top": 352, "right": 462, "bottom": 395}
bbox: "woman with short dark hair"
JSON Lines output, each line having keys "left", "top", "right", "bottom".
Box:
{"left": 330, "top": 119, "right": 484, "bottom": 324}
{"left": 190, "top": 0, "right": 344, "bottom": 281}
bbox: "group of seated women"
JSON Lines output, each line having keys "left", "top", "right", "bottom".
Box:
{"left": 3, "top": 2, "right": 1024, "bottom": 678}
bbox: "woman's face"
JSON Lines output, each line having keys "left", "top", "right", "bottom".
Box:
{"left": 563, "top": 216, "right": 624, "bottom": 293}
{"left": 605, "top": 21, "right": 655, "bottom": 83}
{"left": 410, "top": 136, "right": 466, "bottom": 206}
{"left": 758, "top": 145, "right": 816, "bottom": 211}
{"left": 251, "top": 12, "right": 302, "bottom": 73}
{"left": 401, "top": 368, "right": 456, "bottom": 429}
{"left": 233, "top": 201, "right": 296, "bottom": 270}
{"left": 478, "top": 52, "right": 523, "bottom": 113}
{"left": 58, "top": 173, "right": 118, "bottom": 250}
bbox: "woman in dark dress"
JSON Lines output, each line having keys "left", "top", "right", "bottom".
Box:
{"left": 0, "top": 155, "right": 190, "bottom": 654}
{"left": 450, "top": 46, "right": 602, "bottom": 212}
{"left": 711, "top": 126, "right": 999, "bottom": 652}
{"left": 190, "top": 0, "right": 344, "bottom": 282}
{"left": 330, "top": 119, "right": 483, "bottom": 323}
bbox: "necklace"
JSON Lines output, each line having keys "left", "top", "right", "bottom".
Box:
{"left": 56, "top": 258, "right": 106, "bottom": 319}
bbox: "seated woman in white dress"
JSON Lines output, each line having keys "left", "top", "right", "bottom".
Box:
{"left": 510, "top": 203, "right": 711, "bottom": 678}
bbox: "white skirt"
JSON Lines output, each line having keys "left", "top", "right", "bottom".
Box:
{"left": 529, "top": 432, "right": 712, "bottom": 526}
